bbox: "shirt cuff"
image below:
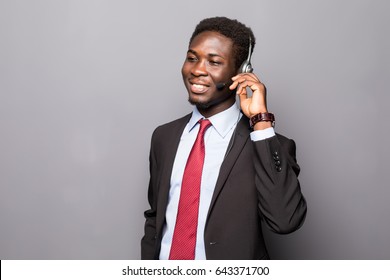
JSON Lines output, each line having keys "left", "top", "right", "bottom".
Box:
{"left": 250, "top": 127, "right": 276, "bottom": 141}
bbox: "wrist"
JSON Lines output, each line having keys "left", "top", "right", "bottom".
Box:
{"left": 253, "top": 121, "right": 273, "bottom": 130}
{"left": 249, "top": 108, "right": 268, "bottom": 118}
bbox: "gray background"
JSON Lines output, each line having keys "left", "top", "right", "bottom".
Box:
{"left": 1, "top": 0, "right": 389, "bottom": 259}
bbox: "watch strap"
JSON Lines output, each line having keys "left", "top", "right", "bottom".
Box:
{"left": 249, "top": 112, "right": 275, "bottom": 128}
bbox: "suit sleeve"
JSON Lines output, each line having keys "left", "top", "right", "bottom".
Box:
{"left": 141, "top": 131, "right": 158, "bottom": 259}
{"left": 253, "top": 134, "right": 307, "bottom": 234}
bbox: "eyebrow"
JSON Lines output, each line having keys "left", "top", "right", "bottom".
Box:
{"left": 187, "top": 49, "right": 225, "bottom": 59}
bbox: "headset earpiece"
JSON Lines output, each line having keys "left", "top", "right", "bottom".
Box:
{"left": 238, "top": 37, "right": 253, "bottom": 73}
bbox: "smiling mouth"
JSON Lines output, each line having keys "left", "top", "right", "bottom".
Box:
{"left": 190, "top": 83, "right": 209, "bottom": 94}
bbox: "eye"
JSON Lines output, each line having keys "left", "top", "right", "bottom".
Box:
{"left": 186, "top": 55, "right": 197, "bottom": 62}
{"left": 209, "top": 60, "right": 222, "bottom": 66}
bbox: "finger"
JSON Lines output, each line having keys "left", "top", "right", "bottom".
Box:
{"left": 242, "top": 73, "right": 260, "bottom": 83}
{"left": 234, "top": 76, "right": 256, "bottom": 85}
{"left": 232, "top": 73, "right": 260, "bottom": 82}
{"left": 251, "top": 86, "right": 263, "bottom": 106}
{"left": 248, "top": 81, "right": 265, "bottom": 93}
{"left": 229, "top": 79, "right": 239, "bottom": 90}
{"left": 230, "top": 78, "right": 250, "bottom": 92}
{"left": 237, "top": 80, "right": 260, "bottom": 95}
{"left": 251, "top": 82, "right": 267, "bottom": 109}
{"left": 236, "top": 80, "right": 250, "bottom": 95}
{"left": 238, "top": 88, "right": 248, "bottom": 104}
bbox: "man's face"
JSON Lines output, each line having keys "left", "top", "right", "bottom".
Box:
{"left": 182, "top": 31, "right": 237, "bottom": 113}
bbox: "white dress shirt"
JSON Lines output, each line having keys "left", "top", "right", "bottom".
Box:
{"left": 159, "top": 104, "right": 275, "bottom": 259}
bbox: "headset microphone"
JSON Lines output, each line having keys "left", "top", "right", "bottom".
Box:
{"left": 216, "top": 81, "right": 231, "bottom": 91}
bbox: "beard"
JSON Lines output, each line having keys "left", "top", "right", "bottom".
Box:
{"left": 188, "top": 91, "right": 235, "bottom": 110}
{"left": 188, "top": 97, "right": 212, "bottom": 109}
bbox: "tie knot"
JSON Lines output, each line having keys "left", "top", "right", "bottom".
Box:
{"left": 198, "top": 119, "right": 212, "bottom": 134}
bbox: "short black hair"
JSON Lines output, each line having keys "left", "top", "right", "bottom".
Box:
{"left": 189, "top": 16, "right": 256, "bottom": 71}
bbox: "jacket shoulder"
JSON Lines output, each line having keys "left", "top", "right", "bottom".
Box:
{"left": 151, "top": 113, "right": 192, "bottom": 143}
{"left": 155, "top": 113, "right": 191, "bottom": 131}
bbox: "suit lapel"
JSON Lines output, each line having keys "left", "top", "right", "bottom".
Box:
{"left": 156, "top": 114, "right": 192, "bottom": 234}
{"left": 207, "top": 116, "right": 250, "bottom": 218}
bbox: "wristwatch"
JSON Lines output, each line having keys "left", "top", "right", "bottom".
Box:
{"left": 249, "top": 112, "right": 275, "bottom": 129}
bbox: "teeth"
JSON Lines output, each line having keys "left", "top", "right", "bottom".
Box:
{"left": 193, "top": 84, "right": 205, "bottom": 89}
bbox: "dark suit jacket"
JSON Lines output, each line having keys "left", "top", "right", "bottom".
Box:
{"left": 141, "top": 113, "right": 307, "bottom": 260}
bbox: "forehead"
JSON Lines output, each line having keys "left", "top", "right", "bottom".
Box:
{"left": 189, "top": 31, "right": 234, "bottom": 58}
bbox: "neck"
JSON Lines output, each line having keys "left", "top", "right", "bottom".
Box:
{"left": 197, "top": 97, "right": 236, "bottom": 118}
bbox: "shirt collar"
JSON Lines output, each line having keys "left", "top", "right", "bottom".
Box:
{"left": 188, "top": 104, "right": 242, "bottom": 138}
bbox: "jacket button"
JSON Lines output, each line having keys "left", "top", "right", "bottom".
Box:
{"left": 275, "top": 160, "right": 281, "bottom": 166}
{"left": 276, "top": 166, "right": 282, "bottom": 172}
{"left": 209, "top": 241, "right": 217, "bottom": 245}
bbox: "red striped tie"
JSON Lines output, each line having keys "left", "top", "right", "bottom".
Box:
{"left": 169, "top": 119, "right": 212, "bottom": 260}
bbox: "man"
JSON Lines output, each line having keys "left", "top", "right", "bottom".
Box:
{"left": 141, "top": 17, "right": 307, "bottom": 260}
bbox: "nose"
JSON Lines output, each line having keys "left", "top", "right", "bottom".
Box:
{"left": 191, "top": 60, "right": 208, "bottom": 76}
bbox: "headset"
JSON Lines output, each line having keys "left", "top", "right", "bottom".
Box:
{"left": 238, "top": 37, "right": 254, "bottom": 73}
